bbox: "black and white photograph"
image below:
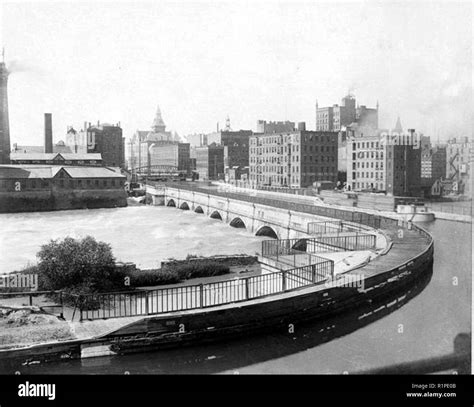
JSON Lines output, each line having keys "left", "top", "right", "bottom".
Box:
{"left": 0, "top": 0, "right": 472, "bottom": 401}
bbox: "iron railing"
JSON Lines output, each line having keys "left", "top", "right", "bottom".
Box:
{"left": 262, "top": 234, "right": 376, "bottom": 259}
{"left": 158, "top": 182, "right": 387, "bottom": 229}
{"left": 74, "top": 184, "right": 432, "bottom": 321}
{"left": 76, "top": 259, "right": 334, "bottom": 321}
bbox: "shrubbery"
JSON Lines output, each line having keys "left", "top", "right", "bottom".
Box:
{"left": 127, "top": 268, "right": 181, "bottom": 287}
{"left": 129, "top": 260, "right": 230, "bottom": 287}
{"left": 36, "top": 236, "right": 126, "bottom": 295}
{"left": 18, "top": 237, "right": 233, "bottom": 296}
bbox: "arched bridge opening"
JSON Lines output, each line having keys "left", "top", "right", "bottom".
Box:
{"left": 229, "top": 217, "right": 246, "bottom": 229}
{"left": 167, "top": 199, "right": 176, "bottom": 207}
{"left": 210, "top": 211, "right": 223, "bottom": 220}
{"left": 194, "top": 206, "right": 204, "bottom": 214}
{"left": 256, "top": 226, "right": 278, "bottom": 239}
{"left": 180, "top": 202, "right": 190, "bottom": 210}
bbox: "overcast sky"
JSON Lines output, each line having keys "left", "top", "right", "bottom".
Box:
{"left": 1, "top": 0, "right": 472, "bottom": 146}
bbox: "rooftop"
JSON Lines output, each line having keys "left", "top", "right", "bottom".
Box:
{"left": 10, "top": 153, "right": 103, "bottom": 161}
{"left": 0, "top": 165, "right": 124, "bottom": 179}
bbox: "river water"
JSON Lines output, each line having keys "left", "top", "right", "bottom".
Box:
{"left": 0, "top": 206, "right": 471, "bottom": 374}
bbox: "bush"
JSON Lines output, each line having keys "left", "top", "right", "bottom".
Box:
{"left": 164, "top": 260, "right": 229, "bottom": 280}
{"left": 128, "top": 260, "right": 230, "bottom": 287}
{"left": 36, "top": 236, "right": 126, "bottom": 295}
{"left": 127, "top": 268, "right": 181, "bottom": 287}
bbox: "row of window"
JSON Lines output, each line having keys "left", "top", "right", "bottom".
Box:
{"left": 352, "top": 151, "right": 384, "bottom": 159}
{"left": 353, "top": 161, "right": 384, "bottom": 169}
{"left": 352, "top": 182, "right": 385, "bottom": 190}
{"left": 353, "top": 141, "right": 381, "bottom": 150}
{"left": 13, "top": 160, "right": 99, "bottom": 165}
{"left": 352, "top": 171, "right": 384, "bottom": 180}
{"left": 0, "top": 178, "right": 124, "bottom": 190}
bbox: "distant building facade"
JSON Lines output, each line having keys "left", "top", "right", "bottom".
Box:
{"left": 129, "top": 106, "right": 185, "bottom": 176}
{"left": 421, "top": 145, "right": 446, "bottom": 182}
{"left": 149, "top": 143, "right": 190, "bottom": 173}
{"left": 316, "top": 94, "right": 378, "bottom": 131}
{"left": 195, "top": 144, "right": 225, "bottom": 181}
{"left": 66, "top": 122, "right": 125, "bottom": 168}
{"left": 249, "top": 130, "right": 338, "bottom": 188}
{"left": 0, "top": 164, "right": 126, "bottom": 212}
{"left": 445, "top": 137, "right": 473, "bottom": 195}
{"left": 256, "top": 120, "right": 295, "bottom": 134}
{"left": 346, "top": 123, "right": 422, "bottom": 197}
{"left": 10, "top": 152, "right": 103, "bottom": 166}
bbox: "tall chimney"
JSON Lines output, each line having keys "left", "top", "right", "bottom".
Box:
{"left": 44, "top": 113, "right": 53, "bottom": 153}
{"left": 0, "top": 52, "right": 10, "bottom": 164}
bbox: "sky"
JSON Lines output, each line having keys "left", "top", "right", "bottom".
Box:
{"left": 0, "top": 0, "right": 472, "bottom": 147}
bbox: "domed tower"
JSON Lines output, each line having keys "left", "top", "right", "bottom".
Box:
{"left": 0, "top": 48, "right": 10, "bottom": 164}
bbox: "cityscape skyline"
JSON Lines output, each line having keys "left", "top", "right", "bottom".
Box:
{"left": 1, "top": 1, "right": 472, "bottom": 147}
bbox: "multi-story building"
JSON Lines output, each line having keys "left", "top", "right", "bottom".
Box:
{"left": 195, "top": 144, "right": 224, "bottom": 181}
{"left": 316, "top": 94, "right": 378, "bottom": 131}
{"left": 128, "top": 106, "right": 177, "bottom": 175}
{"left": 445, "top": 137, "right": 473, "bottom": 195}
{"left": 249, "top": 130, "right": 338, "bottom": 188}
{"left": 185, "top": 133, "right": 208, "bottom": 147}
{"left": 346, "top": 126, "right": 421, "bottom": 197}
{"left": 201, "top": 129, "right": 253, "bottom": 181}
{"left": 256, "top": 120, "right": 295, "bottom": 134}
{"left": 421, "top": 145, "right": 446, "bottom": 181}
{"left": 148, "top": 142, "right": 190, "bottom": 174}
{"left": 66, "top": 122, "right": 125, "bottom": 168}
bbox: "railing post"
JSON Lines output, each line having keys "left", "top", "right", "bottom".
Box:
{"left": 145, "top": 291, "right": 149, "bottom": 315}
{"left": 312, "top": 264, "right": 316, "bottom": 283}
{"left": 79, "top": 295, "right": 83, "bottom": 322}
{"left": 199, "top": 283, "right": 204, "bottom": 307}
{"left": 282, "top": 270, "right": 287, "bottom": 291}
{"left": 245, "top": 278, "right": 250, "bottom": 300}
{"left": 59, "top": 291, "right": 64, "bottom": 319}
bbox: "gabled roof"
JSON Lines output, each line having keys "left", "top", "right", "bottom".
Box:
{"left": 0, "top": 165, "right": 124, "bottom": 179}
{"left": 10, "top": 152, "right": 102, "bottom": 161}
{"left": 61, "top": 166, "right": 125, "bottom": 179}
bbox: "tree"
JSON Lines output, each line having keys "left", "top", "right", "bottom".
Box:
{"left": 37, "top": 236, "right": 125, "bottom": 294}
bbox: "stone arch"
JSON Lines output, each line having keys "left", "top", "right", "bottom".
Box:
{"left": 255, "top": 225, "right": 278, "bottom": 239}
{"left": 167, "top": 199, "right": 176, "bottom": 207}
{"left": 229, "top": 217, "right": 246, "bottom": 229}
{"left": 180, "top": 202, "right": 190, "bottom": 210}
{"left": 194, "top": 206, "right": 204, "bottom": 214}
{"left": 210, "top": 210, "right": 223, "bottom": 220}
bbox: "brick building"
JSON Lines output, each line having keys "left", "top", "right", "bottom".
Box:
{"left": 445, "top": 137, "right": 473, "bottom": 195}
{"left": 0, "top": 164, "right": 126, "bottom": 212}
{"left": 346, "top": 130, "right": 421, "bottom": 196}
{"left": 67, "top": 122, "right": 125, "bottom": 168}
{"left": 249, "top": 130, "right": 338, "bottom": 188}
{"left": 316, "top": 94, "right": 378, "bottom": 131}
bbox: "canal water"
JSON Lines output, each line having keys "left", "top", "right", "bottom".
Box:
{"left": 0, "top": 206, "right": 471, "bottom": 374}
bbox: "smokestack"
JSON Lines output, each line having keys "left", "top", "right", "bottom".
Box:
{"left": 0, "top": 54, "right": 10, "bottom": 164}
{"left": 44, "top": 113, "right": 53, "bottom": 154}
